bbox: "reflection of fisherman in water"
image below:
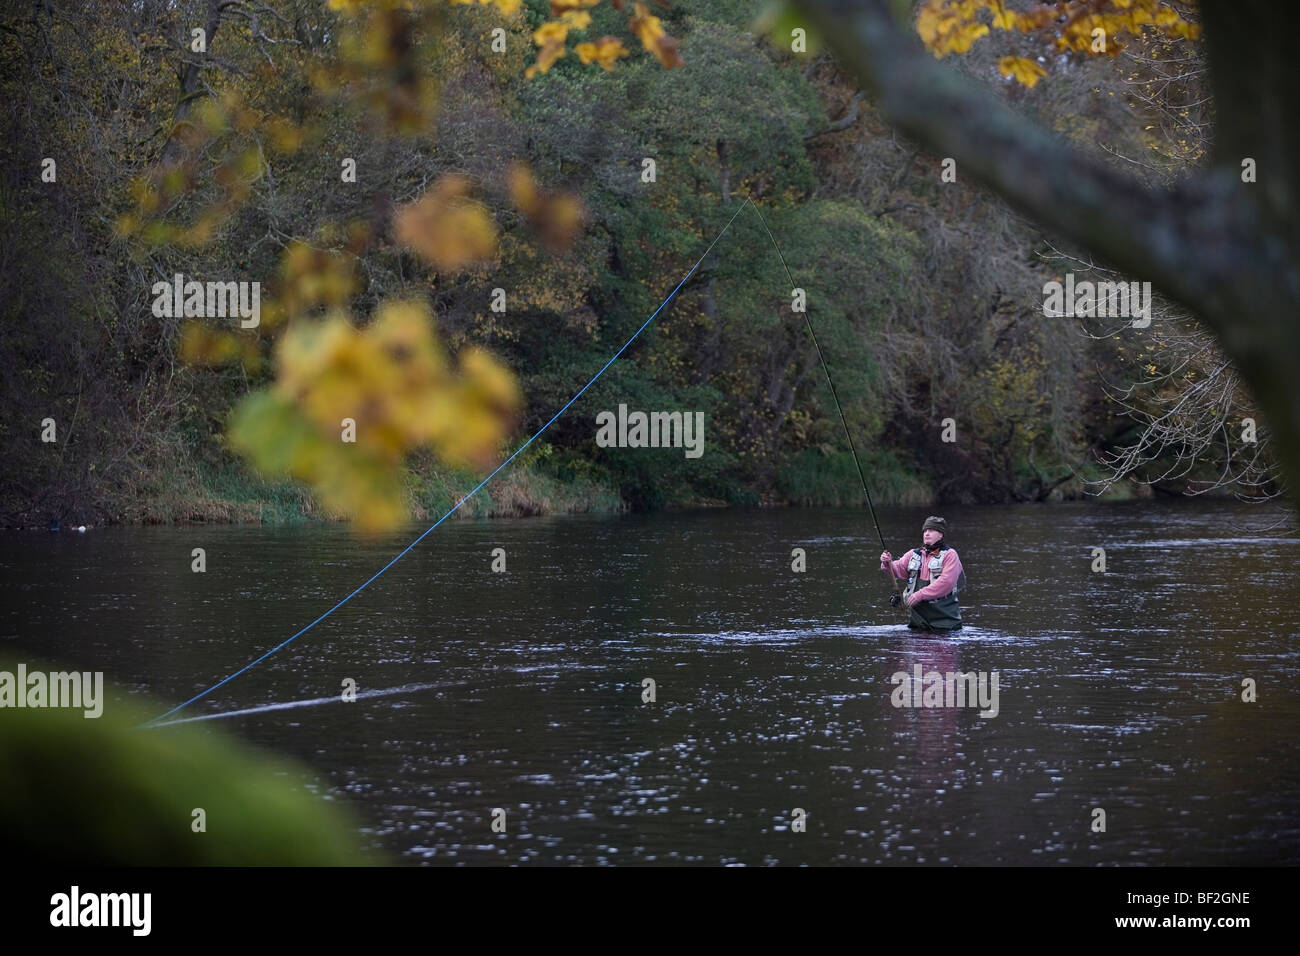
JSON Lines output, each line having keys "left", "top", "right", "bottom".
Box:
{"left": 887, "top": 631, "right": 962, "bottom": 791}
{"left": 880, "top": 516, "right": 964, "bottom": 631}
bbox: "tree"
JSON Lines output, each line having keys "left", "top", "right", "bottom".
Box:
{"left": 788, "top": 0, "right": 1300, "bottom": 503}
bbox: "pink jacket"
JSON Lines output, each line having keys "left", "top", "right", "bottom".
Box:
{"left": 881, "top": 547, "right": 963, "bottom": 601}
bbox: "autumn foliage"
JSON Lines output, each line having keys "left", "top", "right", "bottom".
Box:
{"left": 2, "top": 0, "right": 1255, "bottom": 529}
{"left": 917, "top": 0, "right": 1200, "bottom": 87}
{"left": 117, "top": 0, "right": 595, "bottom": 531}
{"left": 229, "top": 301, "right": 520, "bottom": 531}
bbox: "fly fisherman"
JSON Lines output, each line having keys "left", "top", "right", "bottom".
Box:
{"left": 880, "top": 516, "right": 964, "bottom": 631}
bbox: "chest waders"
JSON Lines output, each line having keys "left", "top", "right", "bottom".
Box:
{"left": 904, "top": 546, "right": 963, "bottom": 631}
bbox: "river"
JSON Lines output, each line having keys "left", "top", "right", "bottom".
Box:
{"left": 3, "top": 501, "right": 1298, "bottom": 865}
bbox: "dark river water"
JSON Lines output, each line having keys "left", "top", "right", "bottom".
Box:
{"left": 3, "top": 501, "right": 1299, "bottom": 865}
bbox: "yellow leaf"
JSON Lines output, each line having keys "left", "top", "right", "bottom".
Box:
{"left": 532, "top": 20, "right": 570, "bottom": 46}
{"left": 507, "top": 161, "right": 585, "bottom": 251}
{"left": 448, "top": 0, "right": 522, "bottom": 14}
{"left": 508, "top": 161, "right": 540, "bottom": 216}
{"left": 916, "top": 0, "right": 989, "bottom": 56}
{"left": 576, "top": 36, "right": 630, "bottom": 71}
{"left": 525, "top": 39, "right": 567, "bottom": 77}
{"left": 629, "top": 1, "right": 683, "bottom": 68}
{"left": 988, "top": 0, "right": 1016, "bottom": 30}
{"left": 997, "top": 55, "right": 1047, "bottom": 88}
{"left": 236, "top": 293, "right": 522, "bottom": 530}
{"left": 179, "top": 321, "right": 242, "bottom": 367}
{"left": 559, "top": 10, "right": 592, "bottom": 31}
{"left": 548, "top": 0, "right": 600, "bottom": 13}
{"left": 393, "top": 174, "right": 498, "bottom": 272}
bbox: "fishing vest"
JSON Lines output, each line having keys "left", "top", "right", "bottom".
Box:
{"left": 904, "top": 546, "right": 963, "bottom": 631}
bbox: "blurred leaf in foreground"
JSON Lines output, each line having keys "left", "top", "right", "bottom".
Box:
{"left": 393, "top": 174, "right": 499, "bottom": 273}
{"left": 507, "top": 161, "right": 586, "bottom": 253}
{"left": 0, "top": 660, "right": 373, "bottom": 865}
{"left": 228, "top": 300, "right": 522, "bottom": 532}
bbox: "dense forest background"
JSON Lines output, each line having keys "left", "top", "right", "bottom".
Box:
{"left": 0, "top": 0, "right": 1271, "bottom": 527}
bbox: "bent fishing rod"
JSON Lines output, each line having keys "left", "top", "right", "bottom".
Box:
{"left": 747, "top": 200, "right": 904, "bottom": 611}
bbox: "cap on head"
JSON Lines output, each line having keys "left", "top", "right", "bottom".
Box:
{"left": 922, "top": 515, "right": 947, "bottom": 536}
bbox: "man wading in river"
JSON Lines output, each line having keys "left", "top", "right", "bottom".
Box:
{"left": 880, "top": 516, "right": 964, "bottom": 631}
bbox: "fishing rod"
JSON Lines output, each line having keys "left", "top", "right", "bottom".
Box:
{"left": 747, "top": 199, "right": 905, "bottom": 611}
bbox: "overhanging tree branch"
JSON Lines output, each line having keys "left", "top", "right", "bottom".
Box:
{"left": 805, "top": 89, "right": 864, "bottom": 141}
{"left": 790, "top": 0, "right": 1300, "bottom": 501}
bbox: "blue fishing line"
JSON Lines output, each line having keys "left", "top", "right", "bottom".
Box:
{"left": 141, "top": 197, "right": 753, "bottom": 727}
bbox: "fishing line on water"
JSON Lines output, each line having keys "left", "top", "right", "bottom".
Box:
{"left": 140, "top": 196, "right": 755, "bottom": 728}
{"left": 146, "top": 682, "right": 445, "bottom": 727}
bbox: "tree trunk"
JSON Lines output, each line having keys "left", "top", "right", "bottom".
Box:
{"left": 693, "top": 139, "right": 732, "bottom": 383}
{"left": 159, "top": 0, "right": 225, "bottom": 166}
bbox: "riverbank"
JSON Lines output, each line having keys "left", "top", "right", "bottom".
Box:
{"left": 6, "top": 438, "right": 1157, "bottom": 530}
{"left": 105, "top": 455, "right": 631, "bottom": 527}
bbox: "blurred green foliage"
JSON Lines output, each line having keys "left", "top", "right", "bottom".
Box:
{"left": 0, "top": 660, "right": 374, "bottom": 865}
